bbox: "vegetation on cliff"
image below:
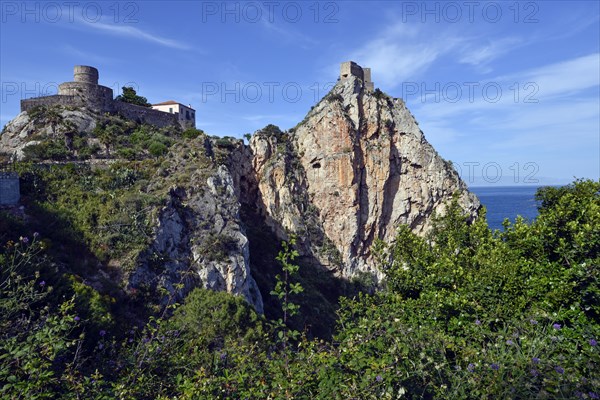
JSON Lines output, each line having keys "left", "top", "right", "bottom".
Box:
{"left": 0, "top": 93, "right": 598, "bottom": 398}
{"left": 1, "top": 178, "right": 598, "bottom": 398}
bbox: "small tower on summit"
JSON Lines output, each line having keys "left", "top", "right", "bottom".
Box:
{"left": 340, "top": 61, "right": 374, "bottom": 92}
{"left": 73, "top": 65, "right": 99, "bottom": 84}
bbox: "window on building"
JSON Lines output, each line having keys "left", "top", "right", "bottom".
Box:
{"left": 186, "top": 110, "right": 190, "bottom": 119}
{"left": 169, "top": 107, "right": 173, "bottom": 113}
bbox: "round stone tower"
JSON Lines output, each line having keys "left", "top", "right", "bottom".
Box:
{"left": 58, "top": 65, "right": 113, "bottom": 111}
{"left": 73, "top": 65, "right": 99, "bottom": 84}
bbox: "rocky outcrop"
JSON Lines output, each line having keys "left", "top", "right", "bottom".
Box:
{"left": 248, "top": 77, "right": 480, "bottom": 279}
{"left": 130, "top": 164, "right": 264, "bottom": 313}
{"left": 0, "top": 109, "right": 97, "bottom": 160}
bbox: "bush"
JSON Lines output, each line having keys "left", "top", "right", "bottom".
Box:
{"left": 117, "top": 147, "right": 138, "bottom": 160}
{"left": 198, "top": 233, "right": 238, "bottom": 261}
{"left": 148, "top": 141, "right": 168, "bottom": 157}
{"left": 170, "top": 288, "right": 264, "bottom": 351}
{"left": 22, "top": 140, "right": 70, "bottom": 161}
{"left": 182, "top": 128, "right": 204, "bottom": 139}
{"left": 214, "top": 137, "right": 236, "bottom": 149}
{"left": 327, "top": 94, "right": 344, "bottom": 103}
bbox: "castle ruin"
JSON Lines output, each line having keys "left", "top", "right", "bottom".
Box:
{"left": 340, "top": 61, "right": 374, "bottom": 92}
{"left": 21, "top": 66, "right": 195, "bottom": 129}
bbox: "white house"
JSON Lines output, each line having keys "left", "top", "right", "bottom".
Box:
{"left": 151, "top": 100, "right": 196, "bottom": 128}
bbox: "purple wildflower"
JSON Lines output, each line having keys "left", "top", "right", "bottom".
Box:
{"left": 375, "top": 375, "right": 383, "bottom": 382}
{"left": 220, "top": 353, "right": 227, "bottom": 361}
{"left": 128, "top": 338, "right": 134, "bottom": 343}
{"left": 589, "top": 392, "right": 599, "bottom": 399}
{"left": 530, "top": 319, "right": 538, "bottom": 325}
{"left": 490, "top": 363, "right": 500, "bottom": 371}
{"left": 99, "top": 330, "right": 106, "bottom": 337}
{"left": 74, "top": 316, "right": 80, "bottom": 322}
{"left": 467, "top": 363, "right": 475, "bottom": 372}
{"left": 39, "top": 281, "right": 46, "bottom": 287}
{"left": 530, "top": 369, "right": 539, "bottom": 377}
{"left": 506, "top": 340, "right": 514, "bottom": 345}
{"left": 554, "top": 366, "right": 564, "bottom": 374}
{"left": 33, "top": 232, "right": 39, "bottom": 238}
{"left": 20, "top": 236, "right": 29, "bottom": 244}
{"left": 98, "top": 343, "right": 104, "bottom": 350}
{"left": 475, "top": 319, "right": 481, "bottom": 326}
{"left": 553, "top": 323, "right": 561, "bottom": 330}
{"left": 532, "top": 357, "right": 540, "bottom": 364}
{"left": 589, "top": 338, "right": 597, "bottom": 347}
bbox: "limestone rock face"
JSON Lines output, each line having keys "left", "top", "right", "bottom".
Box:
{"left": 130, "top": 165, "right": 264, "bottom": 313}
{"left": 0, "top": 110, "right": 96, "bottom": 160}
{"left": 249, "top": 77, "right": 480, "bottom": 279}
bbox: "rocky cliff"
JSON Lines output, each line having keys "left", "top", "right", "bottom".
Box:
{"left": 0, "top": 76, "right": 479, "bottom": 314}
{"left": 246, "top": 76, "right": 480, "bottom": 280}
{"left": 130, "top": 163, "right": 264, "bottom": 313}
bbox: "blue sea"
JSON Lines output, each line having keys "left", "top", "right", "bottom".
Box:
{"left": 470, "top": 186, "right": 542, "bottom": 231}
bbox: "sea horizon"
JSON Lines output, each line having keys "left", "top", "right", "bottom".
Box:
{"left": 469, "top": 185, "right": 564, "bottom": 230}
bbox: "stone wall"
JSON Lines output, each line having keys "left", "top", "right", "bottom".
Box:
{"left": 20, "top": 66, "right": 186, "bottom": 129}
{"left": 112, "top": 101, "right": 179, "bottom": 129}
{"left": 59, "top": 82, "right": 114, "bottom": 110}
{"left": 21, "top": 95, "right": 82, "bottom": 112}
{"left": 0, "top": 172, "right": 20, "bottom": 205}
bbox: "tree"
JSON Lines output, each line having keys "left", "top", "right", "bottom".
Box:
{"left": 44, "top": 107, "right": 63, "bottom": 135}
{"left": 115, "top": 87, "right": 151, "bottom": 107}
{"left": 96, "top": 125, "right": 122, "bottom": 157}
{"left": 60, "top": 120, "right": 77, "bottom": 152}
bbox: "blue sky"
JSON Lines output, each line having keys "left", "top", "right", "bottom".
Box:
{"left": 1, "top": 1, "right": 598, "bottom": 184}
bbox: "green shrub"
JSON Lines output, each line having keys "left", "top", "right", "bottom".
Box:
{"left": 327, "top": 94, "right": 344, "bottom": 103}
{"left": 22, "top": 140, "right": 70, "bottom": 161}
{"left": 198, "top": 233, "right": 238, "bottom": 261}
{"left": 148, "top": 141, "right": 168, "bottom": 157}
{"left": 117, "top": 147, "right": 138, "bottom": 160}
{"left": 171, "top": 288, "right": 264, "bottom": 350}
{"left": 182, "top": 128, "right": 204, "bottom": 139}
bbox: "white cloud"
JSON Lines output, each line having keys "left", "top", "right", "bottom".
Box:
{"left": 77, "top": 17, "right": 190, "bottom": 50}
{"left": 458, "top": 37, "right": 522, "bottom": 69}
{"left": 408, "top": 53, "right": 600, "bottom": 121}
{"left": 259, "top": 19, "right": 318, "bottom": 48}
{"left": 60, "top": 45, "right": 117, "bottom": 64}
{"left": 349, "top": 24, "right": 462, "bottom": 87}
{"left": 512, "top": 53, "right": 600, "bottom": 100}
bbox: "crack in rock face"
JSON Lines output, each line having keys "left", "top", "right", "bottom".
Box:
{"left": 248, "top": 77, "right": 480, "bottom": 282}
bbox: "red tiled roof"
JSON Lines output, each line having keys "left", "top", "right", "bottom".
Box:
{"left": 152, "top": 100, "right": 195, "bottom": 110}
